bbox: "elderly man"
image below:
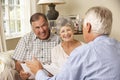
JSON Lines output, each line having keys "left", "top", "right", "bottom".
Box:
{"left": 12, "top": 13, "right": 60, "bottom": 80}
{"left": 26, "top": 6, "right": 120, "bottom": 80}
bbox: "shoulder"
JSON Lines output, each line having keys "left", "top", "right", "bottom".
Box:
{"left": 22, "top": 32, "right": 34, "bottom": 39}
{"left": 51, "top": 43, "right": 61, "bottom": 58}
{"left": 19, "top": 31, "right": 34, "bottom": 43}
{"left": 51, "top": 43, "right": 61, "bottom": 51}
{"left": 69, "top": 42, "right": 94, "bottom": 60}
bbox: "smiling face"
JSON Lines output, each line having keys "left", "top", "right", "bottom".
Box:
{"left": 32, "top": 16, "right": 50, "bottom": 40}
{"left": 60, "top": 26, "right": 74, "bottom": 42}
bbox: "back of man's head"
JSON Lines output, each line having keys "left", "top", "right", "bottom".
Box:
{"left": 83, "top": 6, "right": 112, "bottom": 35}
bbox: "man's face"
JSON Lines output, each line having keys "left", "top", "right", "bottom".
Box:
{"left": 32, "top": 16, "right": 50, "bottom": 40}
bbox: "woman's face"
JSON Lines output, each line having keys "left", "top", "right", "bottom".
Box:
{"left": 60, "top": 26, "right": 74, "bottom": 42}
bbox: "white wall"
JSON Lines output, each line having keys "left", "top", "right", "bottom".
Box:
{"left": 42, "top": 0, "right": 120, "bottom": 40}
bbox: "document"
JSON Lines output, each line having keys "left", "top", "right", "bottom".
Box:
{"left": 43, "top": 64, "right": 60, "bottom": 75}
{"left": 21, "top": 63, "right": 35, "bottom": 79}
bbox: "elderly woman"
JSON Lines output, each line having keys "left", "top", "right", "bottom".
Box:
{"left": 47, "top": 17, "right": 84, "bottom": 75}
{"left": 26, "top": 17, "right": 84, "bottom": 76}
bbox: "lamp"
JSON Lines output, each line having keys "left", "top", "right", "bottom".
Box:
{"left": 38, "top": 0, "right": 65, "bottom": 20}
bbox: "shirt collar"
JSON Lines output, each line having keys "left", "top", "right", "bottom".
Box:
{"left": 40, "top": 33, "right": 53, "bottom": 42}
{"left": 94, "top": 35, "right": 108, "bottom": 42}
{"left": 33, "top": 32, "right": 37, "bottom": 40}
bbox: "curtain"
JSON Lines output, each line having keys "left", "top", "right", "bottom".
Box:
{"left": 0, "top": 1, "right": 7, "bottom": 52}
{"left": 0, "top": 27, "right": 7, "bottom": 52}
{"left": 0, "top": 35, "right": 3, "bottom": 52}
{"left": 20, "top": 0, "right": 37, "bottom": 35}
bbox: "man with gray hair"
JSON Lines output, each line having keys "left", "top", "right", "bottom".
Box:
{"left": 12, "top": 13, "right": 60, "bottom": 80}
{"left": 26, "top": 6, "right": 120, "bottom": 80}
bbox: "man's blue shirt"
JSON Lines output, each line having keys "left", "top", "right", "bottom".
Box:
{"left": 36, "top": 35, "right": 120, "bottom": 80}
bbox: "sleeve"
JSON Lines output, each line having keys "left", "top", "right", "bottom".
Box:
{"left": 35, "top": 70, "right": 50, "bottom": 80}
{"left": 35, "top": 45, "right": 88, "bottom": 80}
{"left": 35, "top": 55, "right": 78, "bottom": 80}
{"left": 12, "top": 37, "right": 27, "bottom": 62}
{"left": 35, "top": 64, "right": 69, "bottom": 80}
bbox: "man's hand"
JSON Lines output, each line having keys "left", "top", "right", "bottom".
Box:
{"left": 26, "top": 57, "right": 43, "bottom": 74}
{"left": 20, "top": 70, "right": 30, "bottom": 80}
{"left": 15, "top": 61, "right": 23, "bottom": 73}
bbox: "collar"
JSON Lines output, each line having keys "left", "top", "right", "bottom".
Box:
{"left": 33, "top": 32, "right": 37, "bottom": 40}
{"left": 94, "top": 35, "right": 108, "bottom": 42}
{"left": 40, "top": 33, "right": 53, "bottom": 42}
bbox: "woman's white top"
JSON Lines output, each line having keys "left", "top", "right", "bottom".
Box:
{"left": 43, "top": 42, "right": 84, "bottom": 75}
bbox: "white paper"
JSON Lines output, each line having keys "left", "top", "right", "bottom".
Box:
{"left": 43, "top": 64, "right": 60, "bottom": 75}
{"left": 21, "top": 63, "right": 35, "bottom": 79}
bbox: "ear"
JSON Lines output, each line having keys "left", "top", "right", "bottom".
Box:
{"left": 86, "top": 23, "right": 91, "bottom": 33}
